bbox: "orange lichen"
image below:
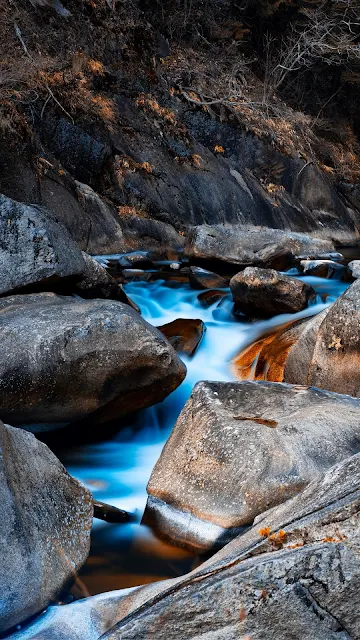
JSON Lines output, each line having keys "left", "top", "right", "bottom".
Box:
{"left": 258, "top": 526, "right": 271, "bottom": 537}
{"left": 87, "top": 59, "right": 105, "bottom": 75}
{"left": 214, "top": 145, "right": 224, "bottom": 153}
{"left": 269, "top": 529, "right": 288, "bottom": 546}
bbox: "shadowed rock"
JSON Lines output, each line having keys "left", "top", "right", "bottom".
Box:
{"left": 10, "top": 453, "right": 360, "bottom": 639}
{"left": 347, "top": 259, "right": 360, "bottom": 280}
{"left": 230, "top": 267, "right": 315, "bottom": 317}
{"left": 189, "top": 266, "right": 228, "bottom": 290}
{"left": 0, "top": 194, "right": 85, "bottom": 295}
{"left": 197, "top": 289, "right": 228, "bottom": 307}
{"left": 0, "top": 293, "right": 186, "bottom": 427}
{"left": 158, "top": 318, "right": 206, "bottom": 356}
{"left": 0, "top": 420, "right": 93, "bottom": 633}
{"left": 233, "top": 278, "right": 360, "bottom": 397}
{"left": 299, "top": 259, "right": 345, "bottom": 278}
{"left": 145, "top": 380, "right": 360, "bottom": 552}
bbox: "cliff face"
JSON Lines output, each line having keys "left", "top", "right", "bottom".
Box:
{"left": 1, "top": 0, "right": 360, "bottom": 249}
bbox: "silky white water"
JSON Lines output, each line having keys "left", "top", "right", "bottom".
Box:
{"left": 59, "top": 273, "right": 348, "bottom": 594}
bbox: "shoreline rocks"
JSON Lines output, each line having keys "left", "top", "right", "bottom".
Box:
{"left": 0, "top": 420, "right": 93, "bottom": 633}
{"left": 145, "top": 380, "right": 360, "bottom": 552}
{"left": 230, "top": 267, "right": 316, "bottom": 317}
{"left": 0, "top": 293, "right": 186, "bottom": 428}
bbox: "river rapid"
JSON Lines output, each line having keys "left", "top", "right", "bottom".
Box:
{"left": 58, "top": 271, "right": 348, "bottom": 598}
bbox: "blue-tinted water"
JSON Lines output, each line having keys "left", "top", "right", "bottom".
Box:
{"left": 58, "top": 274, "right": 348, "bottom": 596}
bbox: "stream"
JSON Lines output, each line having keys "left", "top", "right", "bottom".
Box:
{"left": 58, "top": 271, "right": 349, "bottom": 598}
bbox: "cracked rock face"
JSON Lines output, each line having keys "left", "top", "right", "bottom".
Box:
{"left": 0, "top": 194, "right": 85, "bottom": 295}
{"left": 14, "top": 453, "right": 359, "bottom": 639}
{"left": 234, "top": 278, "right": 360, "bottom": 397}
{"left": 144, "top": 381, "right": 360, "bottom": 552}
{"left": 230, "top": 266, "right": 315, "bottom": 317}
{"left": 0, "top": 420, "right": 93, "bottom": 633}
{"left": 0, "top": 293, "right": 186, "bottom": 427}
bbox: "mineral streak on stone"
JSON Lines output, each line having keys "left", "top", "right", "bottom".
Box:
{"left": 145, "top": 380, "right": 360, "bottom": 552}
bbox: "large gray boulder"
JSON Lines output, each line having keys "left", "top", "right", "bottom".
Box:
{"left": 234, "top": 278, "right": 360, "bottom": 397}
{"left": 230, "top": 267, "right": 315, "bottom": 317}
{"left": 0, "top": 293, "right": 186, "bottom": 427}
{"left": 0, "top": 194, "right": 85, "bottom": 295}
{"left": 145, "top": 381, "right": 360, "bottom": 552}
{"left": 12, "top": 453, "right": 360, "bottom": 639}
{"left": 0, "top": 420, "right": 93, "bottom": 633}
{"left": 184, "top": 225, "right": 338, "bottom": 270}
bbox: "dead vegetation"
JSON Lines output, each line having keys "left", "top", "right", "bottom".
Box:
{"left": 0, "top": 0, "right": 360, "bottom": 181}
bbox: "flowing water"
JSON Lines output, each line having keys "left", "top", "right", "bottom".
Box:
{"left": 55, "top": 271, "right": 349, "bottom": 598}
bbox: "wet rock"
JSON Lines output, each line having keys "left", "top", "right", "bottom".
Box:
{"left": 189, "top": 266, "right": 228, "bottom": 290}
{"left": 145, "top": 380, "right": 360, "bottom": 552}
{"left": 93, "top": 500, "right": 135, "bottom": 523}
{"left": 185, "top": 225, "right": 336, "bottom": 270}
{"left": 299, "top": 259, "right": 345, "bottom": 278}
{"left": 158, "top": 318, "right": 206, "bottom": 357}
{"left": 71, "top": 253, "right": 139, "bottom": 311}
{"left": 169, "top": 262, "right": 181, "bottom": 270}
{"left": 23, "top": 453, "right": 360, "bottom": 640}
{"left": 117, "top": 252, "right": 154, "bottom": 269}
{"left": 121, "top": 268, "right": 152, "bottom": 281}
{"left": 230, "top": 267, "right": 315, "bottom": 317}
{"left": 0, "top": 419, "right": 93, "bottom": 633}
{"left": 0, "top": 194, "right": 85, "bottom": 295}
{"left": 347, "top": 259, "right": 360, "bottom": 279}
{"left": 234, "top": 278, "right": 360, "bottom": 396}
{"left": 197, "top": 289, "right": 228, "bottom": 307}
{"left": 0, "top": 293, "right": 186, "bottom": 427}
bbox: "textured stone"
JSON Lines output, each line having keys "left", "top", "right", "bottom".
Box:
{"left": 0, "top": 293, "right": 186, "bottom": 427}
{"left": 0, "top": 194, "right": 85, "bottom": 295}
{"left": 145, "top": 380, "right": 360, "bottom": 552}
{"left": 230, "top": 267, "right": 315, "bottom": 317}
{"left": 299, "top": 259, "right": 345, "bottom": 278}
{"left": 15, "top": 454, "right": 359, "bottom": 639}
{"left": 158, "top": 318, "right": 206, "bottom": 356}
{"left": 0, "top": 420, "right": 93, "bottom": 633}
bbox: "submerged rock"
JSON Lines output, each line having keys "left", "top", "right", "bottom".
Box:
{"left": 0, "top": 293, "right": 186, "bottom": 427}
{"left": 158, "top": 318, "right": 206, "bottom": 357}
{"left": 145, "top": 380, "right": 360, "bottom": 552}
{"left": 188, "top": 266, "right": 228, "bottom": 290}
{"left": 0, "top": 193, "right": 85, "bottom": 295}
{"left": 0, "top": 419, "right": 93, "bottom": 633}
{"left": 299, "top": 259, "right": 345, "bottom": 278}
{"left": 234, "top": 278, "right": 360, "bottom": 397}
{"left": 14, "top": 453, "right": 360, "bottom": 639}
{"left": 185, "top": 225, "right": 337, "bottom": 270}
{"left": 230, "top": 267, "right": 315, "bottom": 317}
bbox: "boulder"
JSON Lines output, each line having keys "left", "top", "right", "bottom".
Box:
{"left": 185, "top": 224, "right": 337, "bottom": 270}
{"left": 0, "top": 419, "right": 93, "bottom": 633}
{"left": 299, "top": 259, "right": 345, "bottom": 279}
{"left": 0, "top": 293, "right": 186, "bottom": 427}
{"left": 233, "top": 278, "right": 360, "bottom": 397}
{"left": 158, "top": 319, "right": 206, "bottom": 356}
{"left": 74, "top": 182, "right": 126, "bottom": 254}
{"left": 119, "top": 214, "right": 185, "bottom": 260}
{"left": 197, "top": 289, "right": 228, "bottom": 307}
{"left": 347, "top": 259, "right": 360, "bottom": 280}
{"left": 230, "top": 267, "right": 315, "bottom": 317}
{"left": 71, "top": 252, "right": 139, "bottom": 311}
{"left": 188, "top": 266, "right": 228, "bottom": 290}
{"left": 17, "top": 453, "right": 360, "bottom": 639}
{"left": 117, "top": 252, "right": 154, "bottom": 269}
{"left": 145, "top": 380, "right": 360, "bottom": 552}
{"left": 0, "top": 194, "right": 85, "bottom": 296}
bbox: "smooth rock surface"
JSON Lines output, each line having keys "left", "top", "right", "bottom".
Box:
{"left": 234, "top": 278, "right": 360, "bottom": 396}
{"left": 197, "top": 289, "right": 228, "bottom": 307}
{"left": 15, "top": 453, "right": 359, "bottom": 639}
{"left": 0, "top": 293, "right": 186, "bottom": 426}
{"left": 0, "top": 420, "right": 93, "bottom": 633}
{"left": 188, "top": 266, "right": 228, "bottom": 290}
{"left": 299, "top": 259, "right": 345, "bottom": 278}
{"left": 347, "top": 259, "right": 360, "bottom": 279}
{"left": 158, "top": 318, "right": 206, "bottom": 356}
{"left": 145, "top": 380, "right": 360, "bottom": 552}
{"left": 185, "top": 225, "right": 336, "bottom": 270}
{"left": 230, "top": 267, "right": 315, "bottom": 317}
{"left": 0, "top": 193, "right": 85, "bottom": 295}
